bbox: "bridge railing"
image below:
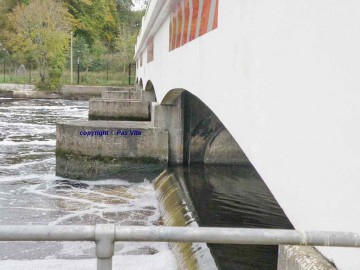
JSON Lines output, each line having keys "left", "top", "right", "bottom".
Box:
{"left": 0, "top": 224, "right": 359, "bottom": 270}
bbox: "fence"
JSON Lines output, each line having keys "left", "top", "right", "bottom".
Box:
{"left": 0, "top": 59, "right": 136, "bottom": 86}
{"left": 0, "top": 224, "right": 359, "bottom": 270}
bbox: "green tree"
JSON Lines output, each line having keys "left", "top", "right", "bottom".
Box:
{"left": 115, "top": 8, "right": 143, "bottom": 77}
{"left": 65, "top": 0, "right": 118, "bottom": 47}
{"left": 4, "top": 0, "right": 72, "bottom": 90}
{"left": 0, "top": 0, "right": 28, "bottom": 42}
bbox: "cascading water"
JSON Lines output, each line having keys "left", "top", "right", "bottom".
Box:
{"left": 0, "top": 99, "right": 177, "bottom": 270}
{"left": 154, "top": 165, "right": 294, "bottom": 270}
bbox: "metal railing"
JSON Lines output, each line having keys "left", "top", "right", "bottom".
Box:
{"left": 0, "top": 224, "right": 359, "bottom": 270}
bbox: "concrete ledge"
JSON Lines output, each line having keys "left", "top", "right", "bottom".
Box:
{"left": 0, "top": 90, "right": 13, "bottom": 98}
{"left": 102, "top": 91, "right": 142, "bottom": 100}
{"left": 13, "top": 91, "right": 61, "bottom": 99}
{"left": 89, "top": 99, "right": 151, "bottom": 121}
{"left": 60, "top": 85, "right": 134, "bottom": 100}
{"left": 56, "top": 120, "right": 168, "bottom": 179}
{"left": 0, "top": 83, "right": 35, "bottom": 91}
{"left": 278, "top": 245, "right": 337, "bottom": 270}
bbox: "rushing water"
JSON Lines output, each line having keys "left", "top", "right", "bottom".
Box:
{"left": 0, "top": 99, "right": 176, "bottom": 270}
{"left": 162, "top": 166, "right": 294, "bottom": 270}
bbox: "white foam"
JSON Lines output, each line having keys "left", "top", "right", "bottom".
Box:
{"left": 0, "top": 251, "right": 177, "bottom": 270}
{"left": 0, "top": 140, "right": 55, "bottom": 146}
{"left": 0, "top": 158, "right": 54, "bottom": 170}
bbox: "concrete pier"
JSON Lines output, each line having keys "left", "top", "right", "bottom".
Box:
{"left": 60, "top": 85, "right": 134, "bottom": 100}
{"left": 0, "top": 90, "right": 13, "bottom": 98}
{"left": 56, "top": 120, "right": 168, "bottom": 180}
{"left": 89, "top": 99, "right": 151, "bottom": 121}
{"left": 102, "top": 91, "right": 142, "bottom": 100}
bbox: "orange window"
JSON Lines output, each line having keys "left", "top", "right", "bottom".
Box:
{"left": 212, "top": 0, "right": 218, "bottom": 30}
{"left": 176, "top": 5, "right": 182, "bottom": 48}
{"left": 169, "top": 17, "right": 173, "bottom": 51}
{"left": 147, "top": 38, "right": 154, "bottom": 63}
{"left": 183, "top": 0, "right": 190, "bottom": 45}
{"left": 190, "top": 0, "right": 199, "bottom": 41}
{"left": 199, "top": 0, "right": 212, "bottom": 36}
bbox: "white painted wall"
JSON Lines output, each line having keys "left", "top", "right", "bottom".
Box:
{"left": 136, "top": 1, "right": 360, "bottom": 268}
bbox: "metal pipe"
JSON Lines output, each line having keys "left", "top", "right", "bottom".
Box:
{"left": 0, "top": 225, "right": 358, "bottom": 248}
{"left": 115, "top": 226, "right": 360, "bottom": 248}
{"left": 128, "top": 63, "right": 131, "bottom": 85}
{"left": 70, "top": 31, "right": 73, "bottom": 84}
{"left": 95, "top": 224, "right": 115, "bottom": 270}
{"left": 77, "top": 54, "right": 80, "bottom": 85}
{"left": 3, "top": 58, "right": 5, "bottom": 83}
{"left": 0, "top": 225, "right": 95, "bottom": 241}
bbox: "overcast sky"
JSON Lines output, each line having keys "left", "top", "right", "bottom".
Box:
{"left": 132, "top": 0, "right": 148, "bottom": 11}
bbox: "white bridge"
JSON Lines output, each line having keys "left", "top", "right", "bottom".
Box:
{"left": 135, "top": 0, "right": 360, "bottom": 268}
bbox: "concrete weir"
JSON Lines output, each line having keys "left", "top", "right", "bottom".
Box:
{"left": 56, "top": 89, "right": 252, "bottom": 179}
{"left": 56, "top": 120, "right": 168, "bottom": 180}
{"left": 89, "top": 99, "right": 151, "bottom": 121}
{"left": 54, "top": 87, "right": 335, "bottom": 268}
{"left": 102, "top": 90, "right": 142, "bottom": 100}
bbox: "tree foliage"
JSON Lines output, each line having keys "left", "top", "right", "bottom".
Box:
{"left": 0, "top": 0, "right": 148, "bottom": 87}
{"left": 65, "top": 0, "right": 118, "bottom": 47}
{"left": 4, "top": 0, "right": 72, "bottom": 90}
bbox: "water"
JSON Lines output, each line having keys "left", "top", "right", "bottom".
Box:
{"left": 0, "top": 99, "right": 176, "bottom": 269}
{"left": 165, "top": 165, "right": 294, "bottom": 270}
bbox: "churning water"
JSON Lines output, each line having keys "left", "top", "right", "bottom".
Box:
{"left": 0, "top": 99, "right": 176, "bottom": 270}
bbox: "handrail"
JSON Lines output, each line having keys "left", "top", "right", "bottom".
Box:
{"left": 0, "top": 224, "right": 359, "bottom": 270}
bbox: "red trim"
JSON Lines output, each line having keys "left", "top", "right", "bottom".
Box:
{"left": 200, "top": 0, "right": 211, "bottom": 36}
{"left": 183, "top": 0, "right": 190, "bottom": 45}
{"left": 190, "top": 0, "right": 199, "bottom": 41}
{"left": 172, "top": 11, "right": 177, "bottom": 50}
{"left": 212, "top": 0, "right": 218, "bottom": 30}
{"left": 169, "top": 17, "right": 173, "bottom": 50}
{"left": 176, "top": 6, "right": 182, "bottom": 48}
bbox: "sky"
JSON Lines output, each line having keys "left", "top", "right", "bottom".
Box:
{"left": 132, "top": 0, "right": 149, "bottom": 11}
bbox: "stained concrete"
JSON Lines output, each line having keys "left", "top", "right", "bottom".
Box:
{"left": 13, "top": 91, "right": 61, "bottom": 99}
{"left": 154, "top": 97, "right": 184, "bottom": 164}
{"left": 0, "top": 90, "right": 13, "bottom": 98}
{"left": 89, "top": 99, "right": 151, "bottom": 121}
{"left": 204, "top": 128, "right": 249, "bottom": 165}
{"left": 0, "top": 83, "right": 35, "bottom": 91}
{"left": 102, "top": 91, "right": 142, "bottom": 100}
{"left": 60, "top": 85, "right": 134, "bottom": 100}
{"left": 56, "top": 120, "right": 168, "bottom": 179}
{"left": 278, "top": 245, "right": 337, "bottom": 270}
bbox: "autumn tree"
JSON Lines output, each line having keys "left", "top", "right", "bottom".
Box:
{"left": 65, "top": 0, "right": 118, "bottom": 47}
{"left": 115, "top": 7, "right": 143, "bottom": 78}
{"left": 4, "top": 0, "right": 72, "bottom": 90}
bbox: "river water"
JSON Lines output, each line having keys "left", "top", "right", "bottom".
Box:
{"left": 0, "top": 98, "right": 294, "bottom": 270}
{"left": 0, "top": 99, "right": 177, "bottom": 270}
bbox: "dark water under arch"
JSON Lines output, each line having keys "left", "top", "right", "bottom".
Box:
{"left": 166, "top": 165, "right": 294, "bottom": 270}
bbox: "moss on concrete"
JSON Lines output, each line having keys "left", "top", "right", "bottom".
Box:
{"left": 56, "top": 148, "right": 162, "bottom": 164}
{"left": 55, "top": 148, "right": 166, "bottom": 180}
{"left": 88, "top": 114, "right": 151, "bottom": 121}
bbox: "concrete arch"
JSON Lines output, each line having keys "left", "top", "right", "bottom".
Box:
{"left": 144, "top": 80, "right": 157, "bottom": 102}
{"left": 158, "top": 89, "right": 249, "bottom": 165}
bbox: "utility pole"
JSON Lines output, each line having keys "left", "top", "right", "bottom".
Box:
{"left": 70, "top": 31, "right": 73, "bottom": 84}
{"left": 77, "top": 50, "right": 80, "bottom": 85}
{"left": 128, "top": 63, "right": 131, "bottom": 85}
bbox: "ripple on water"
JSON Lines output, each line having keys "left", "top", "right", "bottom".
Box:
{"left": 0, "top": 99, "right": 176, "bottom": 269}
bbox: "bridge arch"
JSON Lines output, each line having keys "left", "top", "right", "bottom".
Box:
{"left": 160, "top": 89, "right": 249, "bottom": 165}
{"left": 144, "top": 80, "right": 157, "bottom": 102}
